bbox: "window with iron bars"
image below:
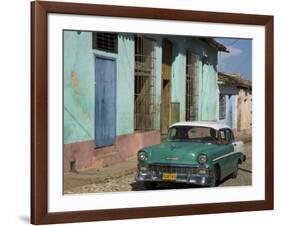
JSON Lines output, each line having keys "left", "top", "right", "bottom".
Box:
{"left": 186, "top": 51, "right": 200, "bottom": 121}
{"left": 134, "top": 36, "right": 156, "bottom": 131}
{"left": 92, "top": 32, "right": 118, "bottom": 53}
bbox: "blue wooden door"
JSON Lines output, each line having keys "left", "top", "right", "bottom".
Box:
{"left": 95, "top": 56, "right": 116, "bottom": 148}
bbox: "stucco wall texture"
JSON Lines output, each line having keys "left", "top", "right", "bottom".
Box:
{"left": 63, "top": 31, "right": 220, "bottom": 171}
{"left": 64, "top": 31, "right": 136, "bottom": 144}
{"left": 218, "top": 88, "right": 252, "bottom": 136}
{"left": 237, "top": 89, "right": 252, "bottom": 132}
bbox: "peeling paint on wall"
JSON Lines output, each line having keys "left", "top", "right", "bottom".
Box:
{"left": 64, "top": 31, "right": 220, "bottom": 145}
{"left": 64, "top": 31, "right": 94, "bottom": 144}
{"left": 71, "top": 71, "right": 80, "bottom": 96}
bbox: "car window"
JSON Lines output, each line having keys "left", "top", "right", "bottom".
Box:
{"left": 219, "top": 130, "right": 228, "bottom": 144}
{"left": 168, "top": 126, "right": 219, "bottom": 143}
{"left": 188, "top": 127, "right": 210, "bottom": 139}
{"left": 226, "top": 129, "right": 234, "bottom": 143}
{"left": 219, "top": 129, "right": 234, "bottom": 144}
{"left": 169, "top": 127, "right": 177, "bottom": 138}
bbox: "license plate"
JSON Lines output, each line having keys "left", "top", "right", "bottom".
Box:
{"left": 162, "top": 173, "right": 177, "bottom": 181}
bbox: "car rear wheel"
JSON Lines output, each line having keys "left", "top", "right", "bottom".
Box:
{"left": 143, "top": 181, "right": 157, "bottom": 190}
{"left": 231, "top": 161, "right": 239, "bottom": 179}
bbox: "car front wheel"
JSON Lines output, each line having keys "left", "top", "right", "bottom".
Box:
{"left": 143, "top": 181, "right": 157, "bottom": 190}
{"left": 210, "top": 167, "right": 219, "bottom": 187}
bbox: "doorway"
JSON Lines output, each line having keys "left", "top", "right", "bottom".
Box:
{"left": 161, "top": 39, "right": 173, "bottom": 135}
{"left": 95, "top": 56, "right": 117, "bottom": 148}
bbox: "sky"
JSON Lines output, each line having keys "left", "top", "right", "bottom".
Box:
{"left": 215, "top": 38, "right": 252, "bottom": 81}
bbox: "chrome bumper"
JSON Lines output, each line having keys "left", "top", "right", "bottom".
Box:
{"left": 136, "top": 164, "right": 213, "bottom": 186}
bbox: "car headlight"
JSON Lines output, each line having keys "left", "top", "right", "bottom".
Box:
{"left": 197, "top": 154, "right": 208, "bottom": 164}
{"left": 138, "top": 151, "right": 147, "bottom": 161}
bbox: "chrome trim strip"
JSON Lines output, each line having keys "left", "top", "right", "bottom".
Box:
{"left": 149, "top": 162, "right": 199, "bottom": 167}
{"left": 213, "top": 151, "right": 242, "bottom": 162}
{"left": 165, "top": 157, "right": 179, "bottom": 160}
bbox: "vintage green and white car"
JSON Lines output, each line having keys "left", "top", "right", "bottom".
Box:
{"left": 136, "top": 121, "right": 246, "bottom": 189}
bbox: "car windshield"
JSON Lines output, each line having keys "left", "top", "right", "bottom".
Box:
{"left": 167, "top": 126, "right": 219, "bottom": 143}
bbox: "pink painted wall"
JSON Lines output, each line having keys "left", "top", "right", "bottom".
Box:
{"left": 64, "top": 130, "right": 160, "bottom": 172}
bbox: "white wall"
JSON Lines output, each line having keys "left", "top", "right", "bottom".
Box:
{"left": 0, "top": 0, "right": 280, "bottom": 226}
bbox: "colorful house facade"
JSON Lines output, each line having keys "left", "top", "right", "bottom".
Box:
{"left": 218, "top": 72, "right": 252, "bottom": 136}
{"left": 63, "top": 31, "right": 227, "bottom": 172}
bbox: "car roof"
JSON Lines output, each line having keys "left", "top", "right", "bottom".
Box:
{"left": 169, "top": 121, "right": 231, "bottom": 130}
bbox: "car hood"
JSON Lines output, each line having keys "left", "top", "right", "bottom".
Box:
{"left": 145, "top": 141, "right": 224, "bottom": 165}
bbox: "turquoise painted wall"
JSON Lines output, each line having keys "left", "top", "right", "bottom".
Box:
{"left": 64, "top": 31, "right": 94, "bottom": 144}
{"left": 200, "top": 47, "right": 218, "bottom": 121}
{"left": 64, "top": 31, "right": 135, "bottom": 144}
{"left": 115, "top": 34, "right": 135, "bottom": 135}
{"left": 64, "top": 31, "right": 219, "bottom": 144}
{"left": 170, "top": 38, "right": 187, "bottom": 121}
{"left": 168, "top": 37, "right": 218, "bottom": 122}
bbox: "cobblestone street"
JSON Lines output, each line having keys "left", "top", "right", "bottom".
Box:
{"left": 64, "top": 142, "right": 252, "bottom": 194}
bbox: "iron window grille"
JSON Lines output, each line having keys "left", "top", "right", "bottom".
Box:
{"left": 134, "top": 36, "right": 156, "bottom": 131}
{"left": 186, "top": 51, "right": 200, "bottom": 121}
{"left": 92, "top": 32, "right": 118, "bottom": 53}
